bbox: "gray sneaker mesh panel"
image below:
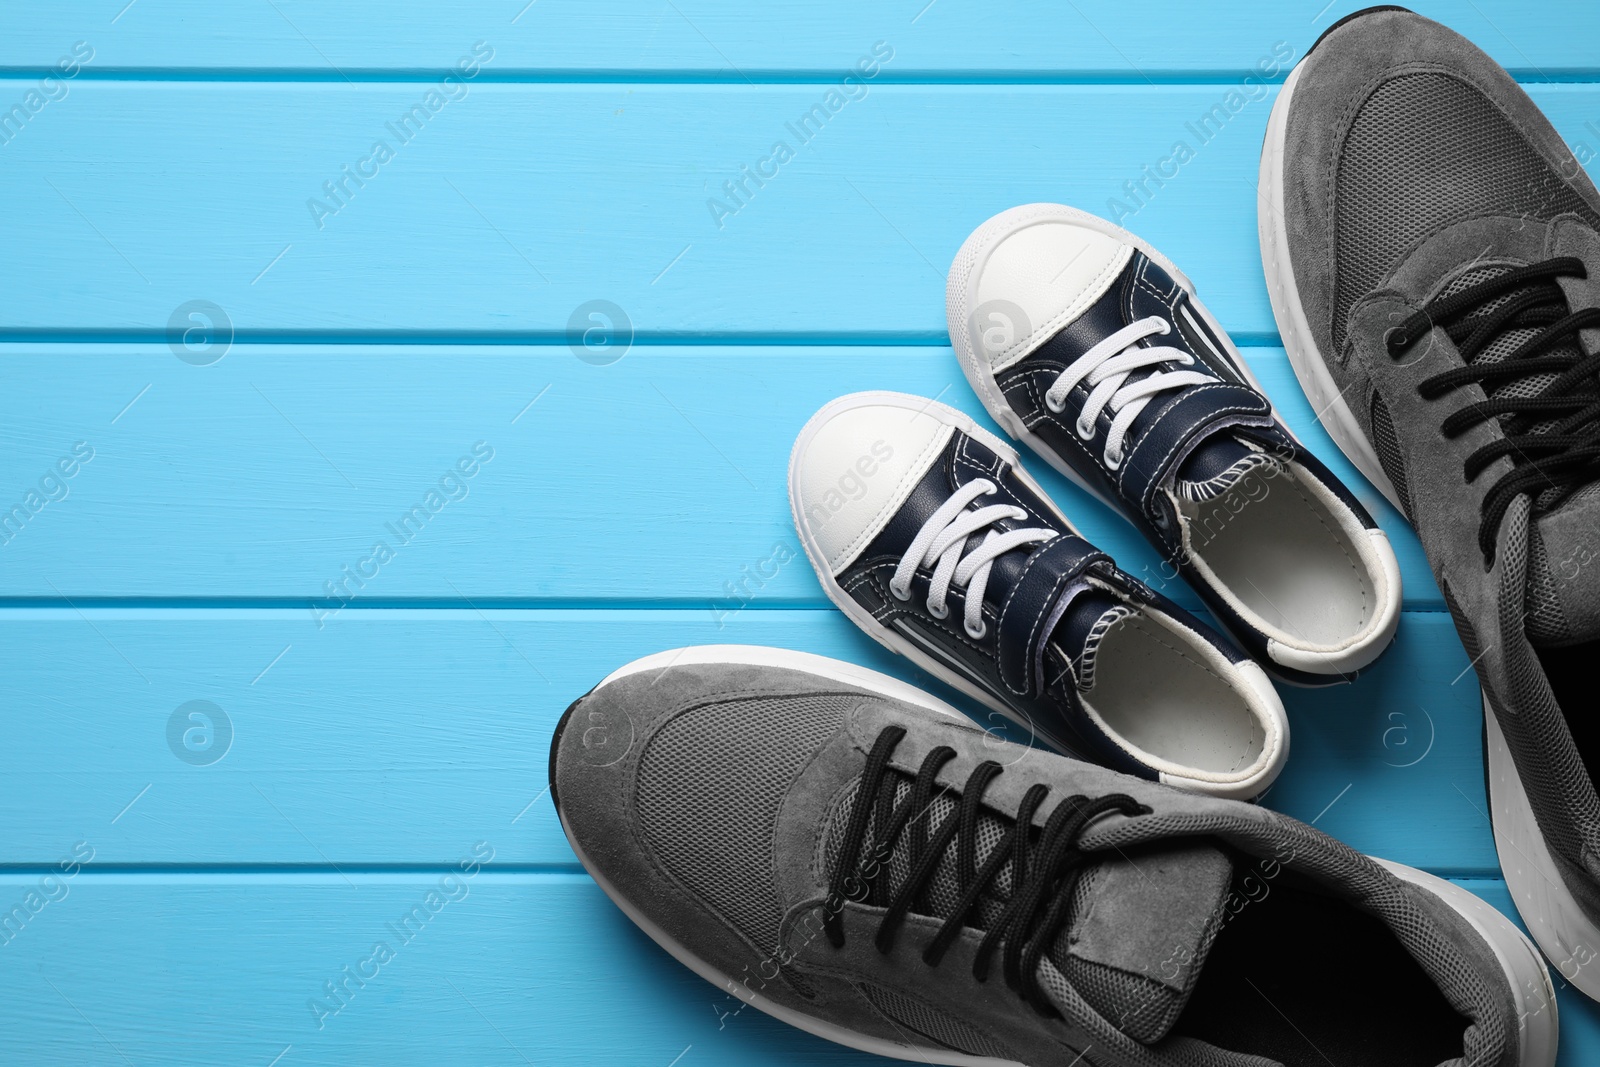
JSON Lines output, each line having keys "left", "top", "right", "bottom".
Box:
{"left": 857, "top": 983, "right": 1017, "bottom": 1060}
{"left": 1369, "top": 390, "right": 1413, "bottom": 520}
{"left": 635, "top": 694, "right": 849, "bottom": 953}
{"left": 1565, "top": 480, "right": 1600, "bottom": 510}
{"left": 1057, "top": 956, "right": 1175, "bottom": 1043}
{"left": 823, "top": 775, "right": 1014, "bottom": 928}
{"left": 1439, "top": 577, "right": 1485, "bottom": 681}
{"left": 1333, "top": 72, "right": 1598, "bottom": 350}
{"left": 1435, "top": 265, "right": 1579, "bottom": 450}
{"left": 1526, "top": 525, "right": 1573, "bottom": 644}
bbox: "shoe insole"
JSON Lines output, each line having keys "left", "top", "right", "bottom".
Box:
{"left": 1180, "top": 470, "right": 1372, "bottom": 647}
{"left": 1083, "top": 615, "right": 1263, "bottom": 775}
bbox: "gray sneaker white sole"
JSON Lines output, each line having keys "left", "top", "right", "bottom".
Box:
{"left": 1378, "top": 855, "right": 1558, "bottom": 1066}
{"left": 1486, "top": 694, "right": 1600, "bottom": 1005}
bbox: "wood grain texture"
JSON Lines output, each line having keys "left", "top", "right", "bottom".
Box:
{"left": 0, "top": 874, "right": 1594, "bottom": 1065}
{"left": 0, "top": 85, "right": 1596, "bottom": 340}
{"left": 7, "top": 1, "right": 1600, "bottom": 1061}
{"left": 1, "top": 609, "right": 1489, "bottom": 871}
{"left": 1, "top": 1, "right": 1594, "bottom": 77}
{"left": 0, "top": 344, "right": 1433, "bottom": 606}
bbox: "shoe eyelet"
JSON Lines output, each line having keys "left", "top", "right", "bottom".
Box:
{"left": 1045, "top": 393, "right": 1065, "bottom": 414}
{"left": 927, "top": 601, "right": 950, "bottom": 620}
{"left": 1075, "top": 416, "right": 1095, "bottom": 440}
{"left": 965, "top": 620, "right": 987, "bottom": 640}
{"left": 1104, "top": 448, "right": 1124, "bottom": 470}
{"left": 1156, "top": 319, "right": 1172, "bottom": 335}
{"left": 889, "top": 581, "right": 911, "bottom": 602}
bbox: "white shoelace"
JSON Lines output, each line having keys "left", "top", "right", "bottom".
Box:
{"left": 888, "top": 479, "right": 1057, "bottom": 639}
{"left": 1043, "top": 316, "right": 1213, "bottom": 470}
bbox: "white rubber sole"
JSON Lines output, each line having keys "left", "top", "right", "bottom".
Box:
{"left": 1486, "top": 693, "right": 1600, "bottom": 1004}
{"left": 1257, "top": 60, "right": 1405, "bottom": 514}
{"left": 1377, "top": 855, "right": 1559, "bottom": 1067}
{"left": 787, "top": 391, "right": 1082, "bottom": 759}
{"left": 571, "top": 645, "right": 1025, "bottom": 1067}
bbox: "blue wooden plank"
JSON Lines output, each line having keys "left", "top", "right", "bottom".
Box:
{"left": 9, "top": 3, "right": 1599, "bottom": 1061}
{"left": 0, "top": 872, "right": 1593, "bottom": 1065}
{"left": 0, "top": 2, "right": 1593, "bottom": 78}
{"left": 0, "top": 344, "right": 1434, "bottom": 606}
{"left": 0, "top": 85, "right": 1594, "bottom": 340}
{"left": 0, "top": 608, "right": 1489, "bottom": 871}
{"left": 0, "top": 871, "right": 875, "bottom": 1067}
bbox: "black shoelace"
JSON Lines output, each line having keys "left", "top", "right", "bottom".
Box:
{"left": 821, "top": 725, "right": 1148, "bottom": 1018}
{"left": 1387, "top": 256, "right": 1600, "bottom": 564}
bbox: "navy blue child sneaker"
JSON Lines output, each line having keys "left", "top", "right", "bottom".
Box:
{"left": 947, "top": 204, "right": 1402, "bottom": 685}
{"left": 789, "top": 391, "right": 1287, "bottom": 799}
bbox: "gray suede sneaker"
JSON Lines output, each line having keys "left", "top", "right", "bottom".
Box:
{"left": 1259, "top": 5, "right": 1600, "bottom": 999}
{"left": 550, "top": 645, "right": 1555, "bottom": 1065}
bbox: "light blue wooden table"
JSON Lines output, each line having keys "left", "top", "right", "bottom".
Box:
{"left": 3, "top": 2, "right": 1598, "bottom": 1062}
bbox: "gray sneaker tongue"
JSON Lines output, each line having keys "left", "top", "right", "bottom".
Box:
{"left": 1527, "top": 493, "right": 1600, "bottom": 645}
{"left": 1434, "top": 265, "right": 1600, "bottom": 647}
{"left": 1172, "top": 434, "right": 1272, "bottom": 504}
{"left": 828, "top": 788, "right": 1234, "bottom": 1044}
{"left": 1046, "top": 842, "right": 1234, "bottom": 1043}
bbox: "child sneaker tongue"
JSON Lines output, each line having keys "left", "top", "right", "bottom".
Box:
{"left": 1049, "top": 588, "right": 1135, "bottom": 693}
{"left": 1172, "top": 434, "right": 1274, "bottom": 504}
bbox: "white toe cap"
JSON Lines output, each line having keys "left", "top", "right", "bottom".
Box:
{"left": 788, "top": 392, "right": 959, "bottom": 576}
{"left": 948, "top": 203, "right": 1135, "bottom": 374}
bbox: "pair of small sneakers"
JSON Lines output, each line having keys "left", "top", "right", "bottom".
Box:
{"left": 789, "top": 206, "right": 1402, "bottom": 800}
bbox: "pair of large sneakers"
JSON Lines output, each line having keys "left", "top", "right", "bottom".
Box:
{"left": 552, "top": 8, "right": 1600, "bottom": 1064}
